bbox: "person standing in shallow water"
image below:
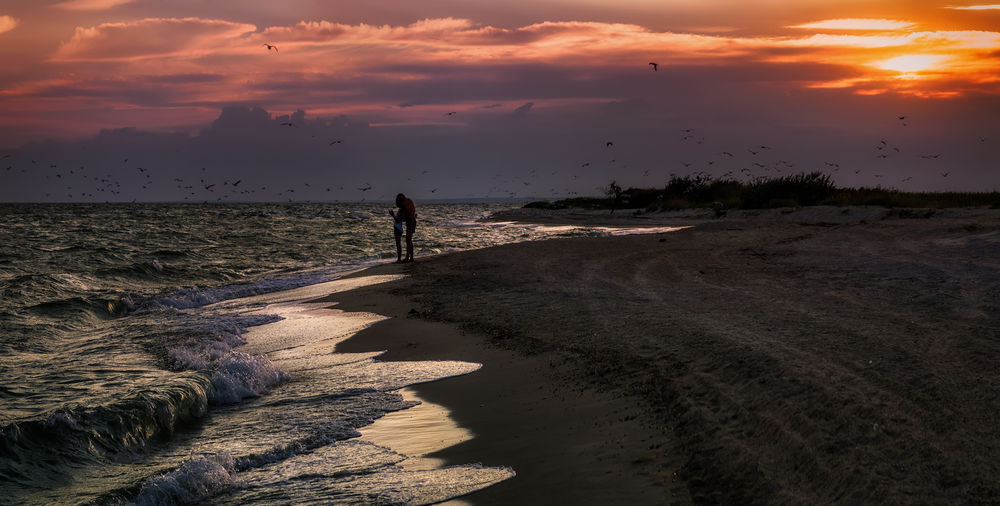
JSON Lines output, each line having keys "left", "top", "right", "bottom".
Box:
{"left": 395, "top": 193, "right": 417, "bottom": 262}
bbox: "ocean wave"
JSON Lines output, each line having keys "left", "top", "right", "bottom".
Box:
{"left": 93, "top": 259, "right": 174, "bottom": 280}
{"left": 150, "top": 249, "right": 192, "bottom": 259}
{"left": 209, "top": 353, "right": 289, "bottom": 404}
{"left": 25, "top": 294, "right": 136, "bottom": 319}
{"left": 131, "top": 431, "right": 406, "bottom": 505}
{"left": 0, "top": 374, "right": 213, "bottom": 483}
{"left": 163, "top": 315, "right": 289, "bottom": 405}
{"left": 146, "top": 271, "right": 338, "bottom": 310}
{"left": 134, "top": 453, "right": 237, "bottom": 506}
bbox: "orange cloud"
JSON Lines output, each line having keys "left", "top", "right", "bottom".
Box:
{"left": 946, "top": 4, "right": 1000, "bottom": 9}
{"left": 52, "top": 0, "right": 134, "bottom": 10}
{"left": 788, "top": 18, "right": 917, "bottom": 31}
{"left": 52, "top": 18, "right": 257, "bottom": 62}
{"left": 16, "top": 16, "right": 1000, "bottom": 119}
{"left": 0, "top": 15, "right": 17, "bottom": 34}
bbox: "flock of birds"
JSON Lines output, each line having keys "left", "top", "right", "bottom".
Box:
{"left": 0, "top": 58, "right": 989, "bottom": 203}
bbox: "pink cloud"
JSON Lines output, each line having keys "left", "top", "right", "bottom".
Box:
{"left": 52, "top": 17, "right": 257, "bottom": 62}
{"left": 52, "top": 0, "right": 135, "bottom": 11}
{"left": 4, "top": 15, "right": 997, "bottom": 144}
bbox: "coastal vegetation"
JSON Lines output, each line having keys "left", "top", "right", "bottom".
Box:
{"left": 524, "top": 172, "right": 1000, "bottom": 211}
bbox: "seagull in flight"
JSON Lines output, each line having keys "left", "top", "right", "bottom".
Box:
{"left": 648, "top": 62, "right": 658, "bottom": 71}
{"left": 445, "top": 111, "right": 457, "bottom": 116}
{"left": 329, "top": 139, "right": 343, "bottom": 145}
{"left": 264, "top": 43, "right": 278, "bottom": 53}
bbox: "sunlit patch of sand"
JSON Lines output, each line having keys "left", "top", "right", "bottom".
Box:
{"left": 359, "top": 387, "right": 474, "bottom": 471}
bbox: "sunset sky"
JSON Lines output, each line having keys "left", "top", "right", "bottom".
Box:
{"left": 1, "top": 0, "right": 997, "bottom": 201}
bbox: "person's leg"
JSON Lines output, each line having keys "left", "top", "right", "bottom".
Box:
{"left": 405, "top": 220, "right": 416, "bottom": 261}
{"left": 394, "top": 234, "right": 402, "bottom": 262}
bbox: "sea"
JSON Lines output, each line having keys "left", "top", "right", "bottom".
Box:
{"left": 0, "top": 202, "right": 662, "bottom": 505}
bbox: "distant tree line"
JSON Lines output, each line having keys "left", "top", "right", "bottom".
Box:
{"left": 525, "top": 172, "right": 1000, "bottom": 212}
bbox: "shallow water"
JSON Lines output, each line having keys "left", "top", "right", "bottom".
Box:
{"left": 0, "top": 202, "right": 662, "bottom": 504}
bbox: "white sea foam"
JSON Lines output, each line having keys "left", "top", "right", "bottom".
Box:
{"left": 209, "top": 352, "right": 289, "bottom": 404}
{"left": 133, "top": 453, "right": 236, "bottom": 506}
{"left": 149, "top": 272, "right": 339, "bottom": 310}
{"left": 166, "top": 346, "right": 209, "bottom": 371}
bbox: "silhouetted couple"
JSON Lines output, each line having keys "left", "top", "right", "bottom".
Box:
{"left": 389, "top": 193, "right": 416, "bottom": 263}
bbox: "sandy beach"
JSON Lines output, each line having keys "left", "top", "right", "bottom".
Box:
{"left": 315, "top": 206, "right": 1000, "bottom": 504}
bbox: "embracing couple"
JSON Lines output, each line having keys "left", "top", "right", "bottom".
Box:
{"left": 389, "top": 193, "right": 417, "bottom": 263}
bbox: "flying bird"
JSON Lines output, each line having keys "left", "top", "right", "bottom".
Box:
{"left": 606, "top": 141, "right": 613, "bottom": 147}
{"left": 445, "top": 111, "right": 457, "bottom": 116}
{"left": 648, "top": 62, "right": 658, "bottom": 71}
{"left": 264, "top": 43, "right": 278, "bottom": 53}
{"left": 329, "top": 139, "right": 343, "bottom": 145}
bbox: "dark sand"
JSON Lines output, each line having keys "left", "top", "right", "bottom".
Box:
{"left": 318, "top": 206, "right": 1000, "bottom": 505}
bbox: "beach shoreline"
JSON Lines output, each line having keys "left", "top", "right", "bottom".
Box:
{"left": 324, "top": 275, "right": 682, "bottom": 505}
{"left": 315, "top": 206, "right": 1000, "bottom": 504}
